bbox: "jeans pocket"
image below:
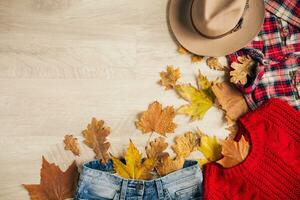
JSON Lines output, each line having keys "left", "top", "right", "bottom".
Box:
{"left": 163, "top": 188, "right": 173, "bottom": 200}
{"left": 174, "top": 184, "right": 202, "bottom": 200}
{"left": 77, "top": 184, "right": 119, "bottom": 200}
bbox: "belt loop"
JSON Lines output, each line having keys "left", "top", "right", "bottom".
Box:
{"left": 155, "top": 179, "right": 164, "bottom": 200}
{"left": 120, "top": 179, "right": 128, "bottom": 200}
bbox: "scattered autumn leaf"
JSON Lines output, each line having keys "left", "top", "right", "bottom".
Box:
{"left": 177, "top": 46, "right": 188, "bottom": 54}
{"left": 175, "top": 71, "right": 215, "bottom": 120}
{"left": 146, "top": 137, "right": 168, "bottom": 160}
{"left": 82, "top": 118, "right": 110, "bottom": 164}
{"left": 212, "top": 82, "right": 247, "bottom": 139}
{"left": 226, "top": 124, "right": 239, "bottom": 140}
{"left": 217, "top": 136, "right": 250, "bottom": 168}
{"left": 63, "top": 135, "right": 80, "bottom": 156}
{"left": 197, "top": 70, "right": 215, "bottom": 98}
{"left": 206, "top": 57, "right": 225, "bottom": 71}
{"left": 145, "top": 137, "right": 185, "bottom": 176}
{"left": 191, "top": 55, "right": 204, "bottom": 63}
{"left": 172, "top": 132, "right": 198, "bottom": 158}
{"left": 230, "top": 55, "right": 255, "bottom": 85}
{"left": 135, "top": 101, "right": 177, "bottom": 136}
{"left": 197, "top": 134, "right": 222, "bottom": 162}
{"left": 112, "top": 140, "right": 155, "bottom": 180}
{"left": 212, "top": 82, "right": 249, "bottom": 121}
{"left": 225, "top": 115, "right": 239, "bottom": 139}
{"left": 23, "top": 157, "right": 79, "bottom": 200}
{"left": 159, "top": 66, "right": 181, "bottom": 90}
{"left": 155, "top": 155, "right": 184, "bottom": 176}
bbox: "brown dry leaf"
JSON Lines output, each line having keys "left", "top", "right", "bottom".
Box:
{"left": 172, "top": 132, "right": 198, "bottom": 158}
{"left": 206, "top": 57, "right": 225, "bottom": 71}
{"left": 112, "top": 140, "right": 155, "bottom": 180}
{"left": 212, "top": 82, "right": 249, "bottom": 121}
{"left": 212, "top": 82, "right": 247, "bottom": 139}
{"left": 217, "top": 136, "right": 250, "bottom": 168}
{"left": 191, "top": 55, "right": 204, "bottom": 63}
{"left": 23, "top": 157, "right": 79, "bottom": 200}
{"left": 82, "top": 118, "right": 110, "bottom": 164}
{"left": 135, "top": 101, "right": 177, "bottom": 136}
{"left": 230, "top": 55, "right": 255, "bottom": 85}
{"left": 63, "top": 135, "right": 80, "bottom": 156}
{"left": 155, "top": 155, "right": 184, "bottom": 176}
{"left": 146, "top": 137, "right": 169, "bottom": 160}
{"left": 225, "top": 115, "right": 239, "bottom": 139}
{"left": 226, "top": 125, "right": 239, "bottom": 140}
{"left": 159, "top": 66, "right": 181, "bottom": 90}
{"left": 177, "top": 46, "right": 188, "bottom": 54}
{"left": 146, "top": 137, "right": 184, "bottom": 176}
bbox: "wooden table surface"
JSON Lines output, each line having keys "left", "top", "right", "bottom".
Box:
{"left": 0, "top": 0, "right": 228, "bottom": 199}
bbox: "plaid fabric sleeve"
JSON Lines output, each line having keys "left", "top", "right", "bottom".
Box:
{"left": 265, "top": 0, "right": 300, "bottom": 28}
{"left": 226, "top": 9, "right": 300, "bottom": 110}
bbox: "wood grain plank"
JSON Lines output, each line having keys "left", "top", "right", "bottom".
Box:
{"left": 0, "top": 0, "right": 228, "bottom": 199}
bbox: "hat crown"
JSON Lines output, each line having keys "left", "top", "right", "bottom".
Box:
{"left": 191, "top": 0, "right": 247, "bottom": 38}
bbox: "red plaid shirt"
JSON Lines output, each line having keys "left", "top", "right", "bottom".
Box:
{"left": 227, "top": 0, "right": 300, "bottom": 110}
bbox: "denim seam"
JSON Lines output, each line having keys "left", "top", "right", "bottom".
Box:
{"left": 163, "top": 173, "right": 201, "bottom": 188}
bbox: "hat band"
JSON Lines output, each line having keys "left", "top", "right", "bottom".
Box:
{"left": 191, "top": 0, "right": 250, "bottom": 39}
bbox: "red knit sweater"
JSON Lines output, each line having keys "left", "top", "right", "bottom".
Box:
{"left": 203, "top": 98, "right": 300, "bottom": 200}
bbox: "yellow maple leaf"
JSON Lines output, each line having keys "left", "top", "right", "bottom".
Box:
{"left": 217, "top": 136, "right": 250, "bottom": 168}
{"left": 155, "top": 155, "right": 184, "bottom": 176}
{"left": 63, "top": 135, "right": 80, "bottom": 156}
{"left": 135, "top": 101, "right": 177, "bottom": 136}
{"left": 206, "top": 57, "right": 225, "bottom": 71}
{"left": 197, "top": 70, "right": 215, "bottom": 98}
{"left": 159, "top": 66, "right": 181, "bottom": 90}
{"left": 175, "top": 72, "right": 215, "bottom": 120}
{"left": 172, "top": 132, "right": 198, "bottom": 158}
{"left": 230, "top": 55, "right": 255, "bottom": 85}
{"left": 191, "top": 55, "right": 204, "bottom": 63}
{"left": 82, "top": 118, "right": 110, "bottom": 164}
{"left": 197, "top": 134, "right": 222, "bottom": 162}
{"left": 112, "top": 140, "right": 155, "bottom": 180}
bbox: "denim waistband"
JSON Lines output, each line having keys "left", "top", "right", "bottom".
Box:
{"left": 75, "top": 159, "right": 202, "bottom": 200}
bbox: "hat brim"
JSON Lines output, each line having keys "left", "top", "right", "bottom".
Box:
{"left": 168, "top": 0, "right": 265, "bottom": 57}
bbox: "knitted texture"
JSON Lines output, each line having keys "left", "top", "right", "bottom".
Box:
{"left": 203, "top": 98, "right": 300, "bottom": 200}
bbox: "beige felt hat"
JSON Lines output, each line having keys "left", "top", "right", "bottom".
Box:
{"left": 169, "top": 0, "right": 265, "bottom": 56}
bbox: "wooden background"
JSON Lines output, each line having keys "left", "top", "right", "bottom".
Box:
{"left": 0, "top": 0, "right": 228, "bottom": 199}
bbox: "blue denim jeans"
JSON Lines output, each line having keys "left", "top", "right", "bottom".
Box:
{"left": 75, "top": 159, "right": 202, "bottom": 200}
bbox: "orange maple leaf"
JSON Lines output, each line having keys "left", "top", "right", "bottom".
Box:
{"left": 217, "top": 136, "right": 250, "bottom": 168}
{"left": 82, "top": 118, "right": 111, "bottom": 164}
{"left": 145, "top": 137, "right": 169, "bottom": 160}
{"left": 159, "top": 66, "right": 181, "bottom": 90}
{"left": 135, "top": 101, "right": 177, "bottom": 136}
{"left": 155, "top": 155, "right": 184, "bottom": 176}
{"left": 23, "top": 157, "right": 79, "bottom": 200}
